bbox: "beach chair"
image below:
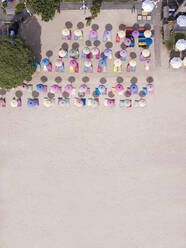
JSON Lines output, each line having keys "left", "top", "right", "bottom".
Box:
{"left": 147, "top": 84, "right": 154, "bottom": 94}
{"left": 104, "top": 99, "right": 108, "bottom": 106}
{"left": 114, "top": 66, "right": 118, "bottom": 72}
{"left": 131, "top": 66, "right": 136, "bottom": 72}
{"left": 60, "top": 64, "right": 64, "bottom": 72}
{"left": 67, "top": 31, "right": 71, "bottom": 40}
{"left": 70, "top": 66, "right": 74, "bottom": 73}
{"left": 84, "top": 66, "right": 88, "bottom": 73}
{"left": 116, "top": 34, "right": 120, "bottom": 43}
{"left": 0, "top": 98, "right": 6, "bottom": 107}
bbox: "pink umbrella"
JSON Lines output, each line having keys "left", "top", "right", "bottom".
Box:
{"left": 90, "top": 30, "right": 97, "bottom": 38}
{"left": 70, "top": 60, "right": 77, "bottom": 67}
{"left": 115, "top": 83, "right": 124, "bottom": 92}
{"left": 79, "top": 84, "right": 88, "bottom": 92}
{"left": 132, "top": 30, "right": 139, "bottom": 38}
{"left": 65, "top": 84, "right": 73, "bottom": 93}
{"left": 120, "top": 49, "right": 127, "bottom": 57}
{"left": 51, "top": 84, "right": 61, "bottom": 94}
{"left": 21, "top": 83, "right": 28, "bottom": 90}
{"left": 76, "top": 98, "right": 83, "bottom": 107}
{"left": 124, "top": 38, "right": 131, "bottom": 46}
{"left": 107, "top": 99, "right": 115, "bottom": 106}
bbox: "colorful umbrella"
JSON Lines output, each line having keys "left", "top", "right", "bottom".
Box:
{"left": 107, "top": 99, "right": 115, "bottom": 106}
{"left": 130, "top": 84, "right": 138, "bottom": 93}
{"left": 99, "top": 59, "right": 106, "bottom": 67}
{"left": 62, "top": 28, "right": 70, "bottom": 36}
{"left": 70, "top": 48, "right": 79, "bottom": 57}
{"left": 144, "top": 30, "right": 152, "bottom": 38}
{"left": 114, "top": 59, "right": 122, "bottom": 67}
{"left": 84, "top": 60, "right": 92, "bottom": 67}
{"left": 145, "top": 59, "right": 151, "bottom": 65}
{"left": 79, "top": 84, "right": 88, "bottom": 92}
{"left": 74, "top": 29, "right": 82, "bottom": 37}
{"left": 59, "top": 49, "right": 66, "bottom": 57}
{"left": 42, "top": 58, "right": 49, "bottom": 66}
{"left": 118, "top": 30, "right": 125, "bottom": 38}
{"left": 98, "top": 85, "right": 106, "bottom": 93}
{"left": 70, "top": 60, "right": 77, "bottom": 67}
{"left": 139, "top": 99, "right": 146, "bottom": 107}
{"left": 104, "top": 49, "right": 112, "bottom": 57}
{"left": 55, "top": 59, "right": 62, "bottom": 67}
{"left": 83, "top": 47, "right": 90, "bottom": 55}
{"left": 132, "top": 30, "right": 139, "bottom": 38}
{"left": 10, "top": 99, "right": 17, "bottom": 107}
{"left": 90, "top": 30, "right": 97, "bottom": 38}
{"left": 65, "top": 84, "right": 73, "bottom": 93}
{"left": 124, "top": 38, "right": 131, "bottom": 46}
{"left": 120, "top": 49, "right": 127, "bottom": 57}
{"left": 146, "top": 38, "right": 152, "bottom": 45}
{"left": 91, "top": 47, "right": 99, "bottom": 55}
{"left": 129, "top": 60, "right": 136, "bottom": 67}
{"left": 36, "top": 84, "right": 44, "bottom": 92}
{"left": 27, "top": 99, "right": 35, "bottom": 107}
{"left": 170, "top": 57, "right": 182, "bottom": 69}
{"left": 124, "top": 99, "right": 131, "bottom": 107}
{"left": 115, "top": 83, "right": 124, "bottom": 92}
{"left": 51, "top": 84, "right": 61, "bottom": 93}
{"left": 142, "top": 49, "right": 150, "bottom": 58}
{"left": 43, "top": 99, "right": 52, "bottom": 107}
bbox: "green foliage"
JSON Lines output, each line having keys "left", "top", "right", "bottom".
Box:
{"left": 1, "top": 6, "right": 6, "bottom": 15}
{"left": 15, "top": 3, "right": 25, "bottom": 15}
{"left": 0, "top": 36, "right": 36, "bottom": 89}
{"left": 86, "top": 17, "right": 92, "bottom": 26}
{"left": 2, "top": 1, "right": 7, "bottom": 8}
{"left": 90, "top": 2, "right": 101, "bottom": 19}
{"left": 27, "top": 0, "right": 61, "bottom": 22}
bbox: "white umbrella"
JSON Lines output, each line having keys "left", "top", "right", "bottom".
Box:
{"left": 84, "top": 60, "right": 92, "bottom": 67}
{"left": 74, "top": 29, "right": 82, "bottom": 37}
{"left": 175, "top": 39, "right": 186, "bottom": 51}
{"left": 43, "top": 99, "right": 52, "bottom": 107}
{"left": 118, "top": 30, "right": 125, "bottom": 38}
{"left": 114, "top": 59, "right": 122, "bottom": 67}
{"left": 59, "top": 49, "right": 66, "bottom": 57}
{"left": 183, "top": 57, "right": 186, "bottom": 66}
{"left": 170, "top": 57, "right": 182, "bottom": 69}
{"left": 62, "top": 28, "right": 70, "bottom": 36}
{"left": 55, "top": 59, "right": 62, "bottom": 67}
{"left": 142, "top": 49, "right": 150, "bottom": 57}
{"left": 10, "top": 99, "right": 17, "bottom": 107}
{"left": 177, "top": 15, "right": 186, "bottom": 27}
{"left": 139, "top": 99, "right": 146, "bottom": 107}
{"left": 91, "top": 47, "right": 99, "bottom": 55}
{"left": 144, "top": 30, "right": 152, "bottom": 38}
{"left": 129, "top": 60, "right": 136, "bottom": 67}
{"left": 142, "top": 0, "right": 154, "bottom": 12}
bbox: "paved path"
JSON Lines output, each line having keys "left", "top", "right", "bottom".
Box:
{"left": 153, "top": 2, "right": 162, "bottom": 68}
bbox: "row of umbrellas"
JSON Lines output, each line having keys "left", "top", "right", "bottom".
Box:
{"left": 62, "top": 28, "right": 83, "bottom": 37}
{"left": 117, "top": 29, "right": 152, "bottom": 39}
{"left": 170, "top": 57, "right": 186, "bottom": 69}
{"left": 175, "top": 39, "right": 186, "bottom": 52}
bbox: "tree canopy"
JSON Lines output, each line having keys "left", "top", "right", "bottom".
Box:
{"left": 0, "top": 36, "right": 36, "bottom": 89}
{"left": 27, "top": 0, "right": 61, "bottom": 22}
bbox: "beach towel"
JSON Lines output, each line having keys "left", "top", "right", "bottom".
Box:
{"left": 70, "top": 66, "right": 74, "bottom": 73}
{"left": 114, "top": 66, "right": 118, "bottom": 72}
{"left": 74, "top": 35, "right": 78, "bottom": 40}
{"left": 84, "top": 66, "right": 88, "bottom": 73}
{"left": 97, "top": 66, "right": 102, "bottom": 73}
{"left": 116, "top": 34, "right": 120, "bottom": 43}
{"left": 55, "top": 66, "right": 59, "bottom": 72}
{"left": 96, "top": 53, "right": 100, "bottom": 60}
{"left": 60, "top": 64, "right": 64, "bottom": 72}
{"left": 75, "top": 65, "right": 79, "bottom": 73}
{"left": 89, "top": 66, "right": 93, "bottom": 73}
{"left": 48, "top": 63, "right": 52, "bottom": 72}
{"left": 131, "top": 66, "right": 136, "bottom": 72}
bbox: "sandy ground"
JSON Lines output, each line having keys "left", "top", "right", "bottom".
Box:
{"left": 0, "top": 10, "right": 186, "bottom": 248}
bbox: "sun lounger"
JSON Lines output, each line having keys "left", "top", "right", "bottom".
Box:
{"left": 147, "top": 83, "right": 154, "bottom": 94}
{"left": 64, "top": 51, "right": 68, "bottom": 58}
{"left": 102, "top": 66, "right": 106, "bottom": 72}
{"left": 119, "top": 100, "right": 125, "bottom": 107}
{"left": 0, "top": 98, "right": 6, "bottom": 107}
{"left": 62, "top": 34, "right": 66, "bottom": 40}
{"left": 70, "top": 66, "right": 74, "bottom": 73}
{"left": 67, "top": 31, "right": 71, "bottom": 40}
{"left": 85, "top": 88, "right": 90, "bottom": 96}
{"left": 127, "top": 64, "right": 130, "bottom": 72}
{"left": 82, "top": 98, "right": 86, "bottom": 106}
{"left": 121, "top": 56, "right": 126, "bottom": 61}
{"left": 36, "top": 64, "right": 41, "bottom": 72}
{"left": 118, "top": 65, "right": 122, "bottom": 72}
{"left": 114, "top": 66, "right": 118, "bottom": 72}
{"left": 84, "top": 66, "right": 88, "bottom": 73}
{"left": 27, "top": 84, "right": 33, "bottom": 93}
{"left": 140, "top": 53, "right": 144, "bottom": 61}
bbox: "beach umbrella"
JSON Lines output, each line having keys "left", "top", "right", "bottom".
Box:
{"left": 59, "top": 99, "right": 66, "bottom": 106}
{"left": 51, "top": 84, "right": 61, "bottom": 93}
{"left": 144, "top": 30, "right": 152, "bottom": 38}
{"left": 170, "top": 57, "right": 182, "bottom": 69}
{"left": 183, "top": 57, "right": 186, "bottom": 66}
{"left": 120, "top": 49, "right": 127, "bottom": 57}
{"left": 65, "top": 84, "right": 73, "bottom": 93}
{"left": 142, "top": 49, "right": 150, "bottom": 58}
{"left": 70, "top": 60, "right": 77, "bottom": 67}
{"left": 84, "top": 60, "right": 92, "bottom": 67}
{"left": 107, "top": 99, "right": 115, "bottom": 106}
{"left": 130, "top": 84, "right": 138, "bottom": 93}
{"left": 104, "top": 49, "right": 112, "bottom": 57}
{"left": 124, "top": 38, "right": 131, "bottom": 46}
{"left": 74, "top": 29, "right": 82, "bottom": 37}
{"left": 42, "top": 58, "right": 49, "bottom": 66}
{"left": 177, "top": 15, "right": 186, "bottom": 27}
{"left": 21, "top": 83, "right": 28, "bottom": 90}
{"left": 90, "top": 30, "right": 97, "bottom": 38}
{"left": 55, "top": 59, "right": 62, "bottom": 67}
{"left": 70, "top": 48, "right": 79, "bottom": 57}
{"left": 99, "top": 59, "right": 106, "bottom": 67}
{"left": 34, "top": 61, "right": 39, "bottom": 67}
{"left": 83, "top": 47, "right": 90, "bottom": 55}
{"left": 27, "top": 99, "right": 35, "bottom": 107}
{"left": 114, "top": 59, "right": 122, "bottom": 67}
{"left": 59, "top": 49, "right": 66, "bottom": 57}
{"left": 91, "top": 47, "right": 99, "bottom": 55}
{"left": 36, "top": 84, "right": 44, "bottom": 92}
{"left": 79, "top": 84, "right": 88, "bottom": 92}
{"left": 129, "top": 60, "right": 136, "bottom": 67}
{"left": 132, "top": 30, "right": 139, "bottom": 38}
{"left": 175, "top": 39, "right": 186, "bottom": 51}
{"left": 115, "top": 83, "right": 124, "bottom": 92}
{"left": 146, "top": 38, "right": 152, "bottom": 45}
{"left": 43, "top": 99, "right": 52, "bottom": 108}
{"left": 142, "top": 0, "right": 154, "bottom": 12}
{"left": 10, "top": 99, "right": 17, "bottom": 107}
{"left": 118, "top": 30, "right": 125, "bottom": 38}
{"left": 124, "top": 99, "right": 131, "bottom": 107}
{"left": 145, "top": 59, "right": 151, "bottom": 66}
{"left": 62, "top": 28, "right": 70, "bottom": 36}
{"left": 75, "top": 98, "right": 83, "bottom": 107}
{"left": 98, "top": 85, "right": 106, "bottom": 93}
{"left": 139, "top": 99, "right": 146, "bottom": 107}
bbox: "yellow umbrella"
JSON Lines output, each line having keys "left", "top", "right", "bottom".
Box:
{"left": 142, "top": 49, "right": 150, "bottom": 58}
{"left": 59, "top": 49, "right": 66, "bottom": 57}
{"left": 118, "top": 30, "right": 125, "bottom": 38}
{"left": 114, "top": 59, "right": 122, "bottom": 67}
{"left": 129, "top": 60, "right": 136, "bottom": 67}
{"left": 144, "top": 30, "right": 152, "bottom": 38}
{"left": 62, "top": 28, "right": 70, "bottom": 36}
{"left": 10, "top": 99, "right": 17, "bottom": 107}
{"left": 74, "top": 29, "right": 82, "bottom": 37}
{"left": 43, "top": 99, "right": 52, "bottom": 107}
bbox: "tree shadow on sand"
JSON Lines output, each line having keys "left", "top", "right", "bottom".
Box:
{"left": 19, "top": 16, "right": 42, "bottom": 63}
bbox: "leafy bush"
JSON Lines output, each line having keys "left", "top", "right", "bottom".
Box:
{"left": 0, "top": 36, "right": 36, "bottom": 89}
{"left": 15, "top": 3, "right": 25, "bottom": 15}
{"left": 27, "top": 0, "right": 61, "bottom": 22}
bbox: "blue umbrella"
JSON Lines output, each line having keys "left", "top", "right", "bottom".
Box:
{"left": 98, "top": 59, "right": 106, "bottom": 67}
{"left": 98, "top": 85, "right": 106, "bottom": 93}
{"left": 104, "top": 49, "right": 112, "bottom": 57}
{"left": 145, "top": 38, "right": 152, "bottom": 46}
{"left": 34, "top": 61, "right": 39, "bottom": 67}
{"left": 27, "top": 99, "right": 35, "bottom": 107}
{"left": 130, "top": 84, "right": 138, "bottom": 94}
{"left": 42, "top": 58, "right": 49, "bottom": 66}
{"left": 36, "top": 84, "right": 44, "bottom": 92}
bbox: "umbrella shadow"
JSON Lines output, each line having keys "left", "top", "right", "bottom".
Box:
{"left": 85, "top": 40, "right": 92, "bottom": 47}
{"left": 41, "top": 76, "right": 48, "bottom": 83}
{"left": 78, "top": 92, "right": 85, "bottom": 98}
{"left": 77, "top": 22, "right": 84, "bottom": 29}
{"left": 133, "top": 23, "right": 140, "bottom": 30}
{"left": 82, "top": 76, "right": 89, "bottom": 83}
{"left": 65, "top": 21, "right": 73, "bottom": 29}
{"left": 48, "top": 92, "right": 55, "bottom": 99}
{"left": 72, "top": 42, "right": 79, "bottom": 49}
{"left": 68, "top": 76, "right": 75, "bottom": 83}
{"left": 115, "top": 51, "right": 120, "bottom": 58}
{"left": 62, "top": 43, "right": 69, "bottom": 50}
{"left": 55, "top": 76, "right": 62, "bottom": 83}
{"left": 105, "top": 42, "right": 113, "bottom": 49}
{"left": 91, "top": 24, "right": 99, "bottom": 30}
{"left": 19, "top": 16, "right": 42, "bottom": 62}
{"left": 170, "top": 50, "right": 180, "bottom": 59}
{"left": 108, "top": 91, "right": 115, "bottom": 98}
{"left": 94, "top": 40, "right": 101, "bottom": 47}
{"left": 130, "top": 52, "right": 137, "bottom": 59}
{"left": 46, "top": 50, "right": 53, "bottom": 57}
{"left": 105, "top": 24, "right": 112, "bottom": 31}
{"left": 146, "top": 76, "right": 154, "bottom": 83}
{"left": 119, "top": 24, "right": 126, "bottom": 30}
{"left": 121, "top": 43, "right": 127, "bottom": 50}
{"left": 130, "top": 77, "right": 138, "bottom": 84}
{"left": 15, "top": 90, "right": 23, "bottom": 98}
{"left": 100, "top": 77, "right": 107, "bottom": 84}
{"left": 63, "top": 92, "right": 70, "bottom": 98}
{"left": 144, "top": 23, "right": 151, "bottom": 30}
{"left": 116, "top": 77, "right": 123, "bottom": 83}
{"left": 32, "top": 91, "right": 39, "bottom": 98}
{"left": 125, "top": 90, "right": 131, "bottom": 97}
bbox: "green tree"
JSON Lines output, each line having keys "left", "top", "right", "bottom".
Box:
{"left": 0, "top": 36, "right": 36, "bottom": 89}
{"left": 27, "top": 0, "right": 61, "bottom": 22}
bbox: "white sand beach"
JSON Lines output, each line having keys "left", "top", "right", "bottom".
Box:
{"left": 0, "top": 9, "right": 186, "bottom": 248}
